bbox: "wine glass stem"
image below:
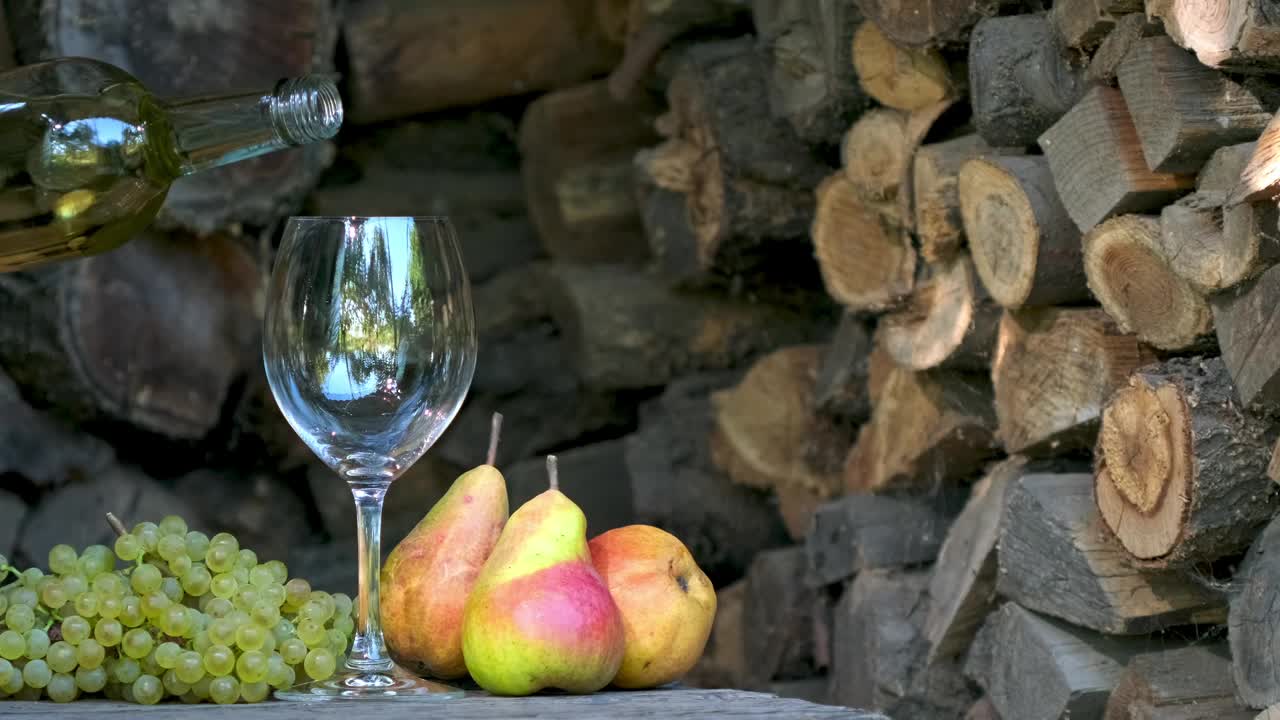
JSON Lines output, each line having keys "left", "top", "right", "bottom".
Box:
{"left": 347, "top": 483, "right": 393, "bottom": 674}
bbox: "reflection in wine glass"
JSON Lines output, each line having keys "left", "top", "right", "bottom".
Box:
{"left": 263, "top": 216, "right": 476, "bottom": 701}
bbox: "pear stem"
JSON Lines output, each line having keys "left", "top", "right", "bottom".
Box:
{"left": 486, "top": 411, "right": 504, "bottom": 467}
{"left": 546, "top": 454, "right": 559, "bottom": 492}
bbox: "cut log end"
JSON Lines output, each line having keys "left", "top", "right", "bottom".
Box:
{"left": 851, "top": 21, "right": 955, "bottom": 112}
{"left": 880, "top": 255, "right": 997, "bottom": 371}
{"left": 812, "top": 174, "right": 917, "bottom": 311}
{"left": 842, "top": 108, "right": 912, "bottom": 211}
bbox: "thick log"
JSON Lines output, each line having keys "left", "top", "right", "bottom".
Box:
{"left": 965, "top": 602, "right": 1145, "bottom": 720}
{"left": 812, "top": 173, "right": 917, "bottom": 311}
{"left": 604, "top": 0, "right": 749, "bottom": 100}
{"left": 0, "top": 2, "right": 14, "bottom": 69}
{"left": 804, "top": 494, "right": 958, "bottom": 587}
{"left": 342, "top": 0, "right": 621, "bottom": 124}
{"left": 969, "top": 13, "right": 1089, "bottom": 148}
{"left": 992, "top": 307, "right": 1156, "bottom": 455}
{"left": 812, "top": 310, "right": 874, "bottom": 422}
{"left": 966, "top": 697, "right": 1002, "bottom": 720}
{"left": 1227, "top": 111, "right": 1280, "bottom": 207}
{"left": 1039, "top": 85, "right": 1195, "bottom": 232}
{"left": 840, "top": 108, "right": 913, "bottom": 220}
{"left": 180, "top": 468, "right": 312, "bottom": 564}
{"left": 544, "top": 262, "right": 826, "bottom": 390}
{"left": 1104, "top": 643, "right": 1252, "bottom": 720}
{"left": 999, "top": 473, "right": 1226, "bottom": 634}
{"left": 684, "top": 579, "right": 747, "bottom": 689}
{"left": 852, "top": 21, "right": 959, "bottom": 112}
{"left": 1152, "top": 0, "right": 1280, "bottom": 73}
{"left": 913, "top": 134, "right": 1013, "bottom": 263}
{"left": 1116, "top": 36, "right": 1270, "bottom": 174}
{"left": 1160, "top": 142, "right": 1280, "bottom": 294}
{"left": 1082, "top": 214, "right": 1214, "bottom": 350}
{"left": 843, "top": 366, "right": 1000, "bottom": 493}
{"left": 879, "top": 255, "right": 1001, "bottom": 371}
{"left": 626, "top": 372, "right": 792, "bottom": 583}
{"left": 8, "top": 0, "right": 337, "bottom": 235}
{"left": 0, "top": 368, "right": 115, "bottom": 489}
{"left": 0, "top": 490, "right": 22, "bottom": 559}
{"left": 1053, "top": 0, "right": 1144, "bottom": 49}
{"left": 1230, "top": 514, "right": 1280, "bottom": 709}
{"left": 1095, "top": 356, "right": 1280, "bottom": 567}
{"left": 958, "top": 155, "right": 1091, "bottom": 309}
{"left": 743, "top": 546, "right": 818, "bottom": 687}
{"left": 1088, "top": 13, "right": 1166, "bottom": 85}
{"left": 1210, "top": 263, "right": 1280, "bottom": 412}
{"left": 853, "top": 0, "right": 1013, "bottom": 46}
{"left": 517, "top": 79, "right": 660, "bottom": 263}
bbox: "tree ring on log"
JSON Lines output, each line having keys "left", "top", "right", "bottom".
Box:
{"left": 959, "top": 159, "right": 1038, "bottom": 308}
{"left": 1168, "top": 0, "right": 1241, "bottom": 65}
{"left": 812, "top": 174, "right": 916, "bottom": 311}
{"left": 851, "top": 22, "right": 953, "bottom": 112}
{"left": 880, "top": 256, "right": 987, "bottom": 370}
{"left": 841, "top": 109, "right": 911, "bottom": 205}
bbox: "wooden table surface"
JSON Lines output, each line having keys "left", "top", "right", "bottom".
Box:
{"left": 0, "top": 687, "right": 890, "bottom": 719}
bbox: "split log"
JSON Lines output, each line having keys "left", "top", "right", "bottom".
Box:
{"left": 812, "top": 310, "right": 874, "bottom": 423}
{"left": 625, "top": 372, "right": 792, "bottom": 583}
{"left": 1152, "top": 0, "right": 1280, "bottom": 73}
{"left": 812, "top": 173, "right": 917, "bottom": 311}
{"left": 1082, "top": 214, "right": 1214, "bottom": 351}
{"left": 998, "top": 473, "right": 1226, "bottom": 634}
{"left": 966, "top": 698, "right": 1002, "bottom": 720}
{"left": 7, "top": 0, "right": 337, "bottom": 235}
{"left": 1104, "top": 643, "right": 1252, "bottom": 720}
{"left": 992, "top": 307, "right": 1156, "bottom": 455}
{"left": 912, "top": 134, "right": 1014, "bottom": 263}
{"left": 840, "top": 108, "right": 913, "bottom": 219}
{"left": 1095, "top": 356, "right": 1280, "bottom": 567}
{"left": 1229, "top": 514, "right": 1280, "bottom": 709}
{"left": 180, "top": 468, "right": 312, "bottom": 564}
{"left": 853, "top": 0, "right": 1013, "bottom": 46}
{"left": 342, "top": 0, "right": 621, "bottom": 124}
{"left": 878, "top": 255, "right": 1002, "bottom": 371}
{"left": 1210, "top": 263, "right": 1280, "bottom": 412}
{"left": 969, "top": 13, "right": 1089, "bottom": 148}
{"left": 743, "top": 546, "right": 818, "bottom": 686}
{"left": 544, "top": 262, "right": 826, "bottom": 390}
{"left": 965, "top": 602, "right": 1144, "bottom": 720}
{"left": 517, "top": 79, "right": 660, "bottom": 263}
{"left": 1039, "top": 85, "right": 1195, "bottom": 232}
{"left": 604, "top": 0, "right": 749, "bottom": 100}
{"left": 0, "top": 368, "right": 115, "bottom": 489}
{"left": 1088, "top": 13, "right": 1166, "bottom": 85}
{"left": 308, "top": 169, "right": 528, "bottom": 218}
{"left": 1270, "top": 437, "right": 1280, "bottom": 483}
{"left": 843, "top": 366, "right": 999, "bottom": 493}
{"left": 1160, "top": 142, "right": 1280, "bottom": 294}
{"left": 1227, "top": 111, "right": 1280, "bottom": 207}
{"left": 958, "top": 155, "right": 1091, "bottom": 309}
{"left": 1116, "top": 36, "right": 1270, "bottom": 174}
{"left": 805, "top": 493, "right": 958, "bottom": 587}
{"left": 852, "top": 21, "right": 959, "bottom": 112}
{"left": 685, "top": 579, "right": 747, "bottom": 689}
{"left": 632, "top": 152, "right": 704, "bottom": 288}
{"left": 1052, "top": 0, "right": 1145, "bottom": 49}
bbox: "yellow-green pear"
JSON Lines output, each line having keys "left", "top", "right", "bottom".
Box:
{"left": 461, "top": 456, "right": 625, "bottom": 696}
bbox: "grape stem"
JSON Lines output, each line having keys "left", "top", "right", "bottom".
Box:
{"left": 105, "top": 511, "right": 173, "bottom": 577}
{"left": 105, "top": 512, "right": 128, "bottom": 538}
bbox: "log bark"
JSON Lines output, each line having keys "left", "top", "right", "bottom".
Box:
{"left": 1210, "top": 262, "right": 1280, "bottom": 412}
{"left": 969, "top": 13, "right": 1089, "bottom": 148}
{"left": 992, "top": 307, "right": 1157, "bottom": 456}
{"left": 0, "top": 367, "right": 115, "bottom": 489}
{"left": 342, "top": 0, "right": 622, "bottom": 124}
{"left": 853, "top": 0, "right": 1012, "bottom": 46}
{"left": 604, "top": 0, "right": 749, "bottom": 100}
{"left": 1152, "top": 0, "right": 1280, "bottom": 73}
{"left": 812, "top": 310, "right": 874, "bottom": 423}
{"left": 1230, "top": 514, "right": 1280, "bottom": 709}
{"left": 1082, "top": 214, "right": 1214, "bottom": 351}
{"left": 8, "top": 0, "right": 338, "bottom": 235}
{"left": 1104, "top": 643, "right": 1252, "bottom": 720}
{"left": 913, "top": 134, "right": 1015, "bottom": 263}
{"left": 517, "top": 79, "right": 661, "bottom": 263}
{"left": 879, "top": 254, "right": 1002, "bottom": 371}
{"left": 1227, "top": 111, "right": 1280, "bottom": 207}
{"left": 1053, "top": 0, "right": 1144, "bottom": 49}
{"left": 743, "top": 546, "right": 818, "bottom": 687}
{"left": 852, "top": 21, "right": 959, "bottom": 111}
{"left": 958, "top": 154, "right": 1091, "bottom": 309}
{"left": 1095, "top": 356, "right": 1280, "bottom": 567}
{"left": 965, "top": 602, "right": 1145, "bottom": 720}
{"left": 812, "top": 173, "right": 917, "bottom": 311}
{"left": 1088, "top": 13, "right": 1166, "bottom": 85}
{"left": 966, "top": 697, "right": 1002, "bottom": 720}
{"left": 1039, "top": 85, "right": 1195, "bottom": 232}
{"left": 998, "top": 472, "right": 1226, "bottom": 634}
{"left": 543, "top": 262, "right": 826, "bottom": 390}
{"left": 843, "top": 366, "right": 1000, "bottom": 493}
{"left": 1116, "top": 35, "right": 1270, "bottom": 174}
{"left": 804, "top": 493, "right": 958, "bottom": 587}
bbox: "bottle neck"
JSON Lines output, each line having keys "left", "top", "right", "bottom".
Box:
{"left": 163, "top": 76, "right": 342, "bottom": 176}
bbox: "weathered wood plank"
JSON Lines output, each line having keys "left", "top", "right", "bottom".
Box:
{"left": 805, "top": 493, "right": 958, "bottom": 587}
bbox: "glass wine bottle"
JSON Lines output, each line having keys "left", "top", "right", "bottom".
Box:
{"left": 0, "top": 57, "right": 343, "bottom": 271}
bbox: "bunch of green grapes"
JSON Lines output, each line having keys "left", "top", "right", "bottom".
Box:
{"left": 0, "top": 516, "right": 356, "bottom": 705}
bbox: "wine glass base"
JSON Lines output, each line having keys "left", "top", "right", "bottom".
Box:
{"left": 274, "top": 662, "right": 467, "bottom": 702}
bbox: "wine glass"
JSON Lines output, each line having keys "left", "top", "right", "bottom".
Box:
{"left": 262, "top": 216, "right": 476, "bottom": 700}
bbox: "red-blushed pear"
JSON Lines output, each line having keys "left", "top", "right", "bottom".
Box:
{"left": 588, "top": 524, "right": 716, "bottom": 688}
{"left": 380, "top": 413, "right": 509, "bottom": 679}
{"left": 461, "top": 455, "right": 625, "bottom": 696}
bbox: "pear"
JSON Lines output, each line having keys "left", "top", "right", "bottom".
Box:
{"left": 380, "top": 413, "right": 509, "bottom": 679}
{"left": 461, "top": 455, "right": 625, "bottom": 696}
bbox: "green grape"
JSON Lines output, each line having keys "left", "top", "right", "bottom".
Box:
{"left": 74, "top": 591, "right": 99, "bottom": 618}
{"left": 332, "top": 593, "right": 353, "bottom": 618}
{"left": 75, "top": 665, "right": 108, "bottom": 693}
{"left": 0, "top": 593, "right": 7, "bottom": 616}
{"left": 259, "top": 632, "right": 277, "bottom": 655}
{"left": 232, "top": 567, "right": 249, "bottom": 585}
{"left": 23, "top": 658, "right": 52, "bottom": 688}
{"left": 24, "top": 628, "right": 49, "bottom": 659}
{"left": 118, "top": 596, "right": 143, "bottom": 626}
{"left": 122, "top": 628, "right": 153, "bottom": 659}
{"left": 92, "top": 572, "right": 125, "bottom": 599}
{"left": 78, "top": 545, "right": 115, "bottom": 575}
{"left": 264, "top": 560, "right": 288, "bottom": 585}
{"left": 203, "top": 644, "right": 235, "bottom": 676}
{"left": 157, "top": 534, "right": 186, "bottom": 562}
{"left": 298, "top": 601, "right": 327, "bottom": 624}
{"left": 75, "top": 639, "right": 105, "bottom": 670}
{"left": 133, "top": 674, "right": 163, "bottom": 705}
{"left": 184, "top": 531, "right": 211, "bottom": 561}
{"left": 211, "top": 532, "right": 239, "bottom": 552}
{"left": 21, "top": 567, "right": 44, "bottom": 587}
{"left": 205, "top": 545, "right": 236, "bottom": 574}
{"left": 280, "top": 637, "right": 307, "bottom": 666}
{"left": 48, "top": 544, "right": 79, "bottom": 575}
{"left": 112, "top": 656, "right": 141, "bottom": 684}
{"left": 284, "top": 578, "right": 311, "bottom": 608}
{"left": 334, "top": 614, "right": 354, "bottom": 637}
{"left": 192, "top": 631, "right": 212, "bottom": 655}
{"left": 39, "top": 580, "right": 67, "bottom": 610}
{"left": 205, "top": 596, "right": 233, "bottom": 618}
{"left": 272, "top": 618, "right": 296, "bottom": 644}
{"left": 159, "top": 515, "right": 188, "bottom": 536}
{"left": 47, "top": 671, "right": 77, "bottom": 702}
{"left": 176, "top": 650, "right": 205, "bottom": 684}
{"left": 235, "top": 649, "right": 268, "bottom": 683}
{"left": 60, "top": 574, "right": 88, "bottom": 600}
{"left": 235, "top": 587, "right": 260, "bottom": 611}
{"left": 10, "top": 588, "right": 37, "bottom": 608}
{"left": 191, "top": 674, "right": 212, "bottom": 700}
{"left": 252, "top": 602, "right": 281, "bottom": 629}
{"left": 236, "top": 623, "right": 267, "bottom": 652}
{"left": 46, "top": 641, "right": 78, "bottom": 673}
{"left": 179, "top": 567, "right": 212, "bottom": 600}
{"left": 248, "top": 565, "right": 274, "bottom": 589}
{"left": 160, "top": 604, "right": 190, "bottom": 637}
{"left": 209, "top": 675, "right": 239, "bottom": 705}
{"left": 98, "top": 597, "right": 121, "bottom": 622}
{"left": 133, "top": 523, "right": 160, "bottom": 552}
{"left": 168, "top": 554, "right": 193, "bottom": 576}
{"left": 141, "top": 591, "right": 170, "bottom": 618}
{"left": 242, "top": 679, "right": 270, "bottom": 702}
{"left": 6, "top": 603, "right": 35, "bottom": 633}
{"left": 154, "top": 641, "right": 181, "bottom": 669}
{"left": 94, "top": 618, "right": 123, "bottom": 646}
{"left": 185, "top": 607, "right": 205, "bottom": 638}
{"left": 236, "top": 549, "right": 258, "bottom": 570}
{"left": 0, "top": 630, "right": 25, "bottom": 660}
{"left": 162, "top": 668, "right": 191, "bottom": 696}
{"left": 0, "top": 663, "right": 23, "bottom": 694}
{"left": 327, "top": 629, "right": 347, "bottom": 654}
{"left": 114, "top": 534, "right": 142, "bottom": 562}
{"left": 265, "top": 652, "right": 287, "bottom": 684}
{"left": 209, "top": 617, "right": 237, "bottom": 647}
{"left": 261, "top": 584, "right": 287, "bottom": 609}
{"left": 161, "top": 576, "right": 183, "bottom": 603}
{"left": 210, "top": 573, "right": 238, "bottom": 599}
{"left": 130, "top": 564, "right": 162, "bottom": 594}
{"left": 303, "top": 648, "right": 336, "bottom": 681}
{"left": 140, "top": 650, "right": 163, "bottom": 677}
{"left": 297, "top": 620, "right": 327, "bottom": 649}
